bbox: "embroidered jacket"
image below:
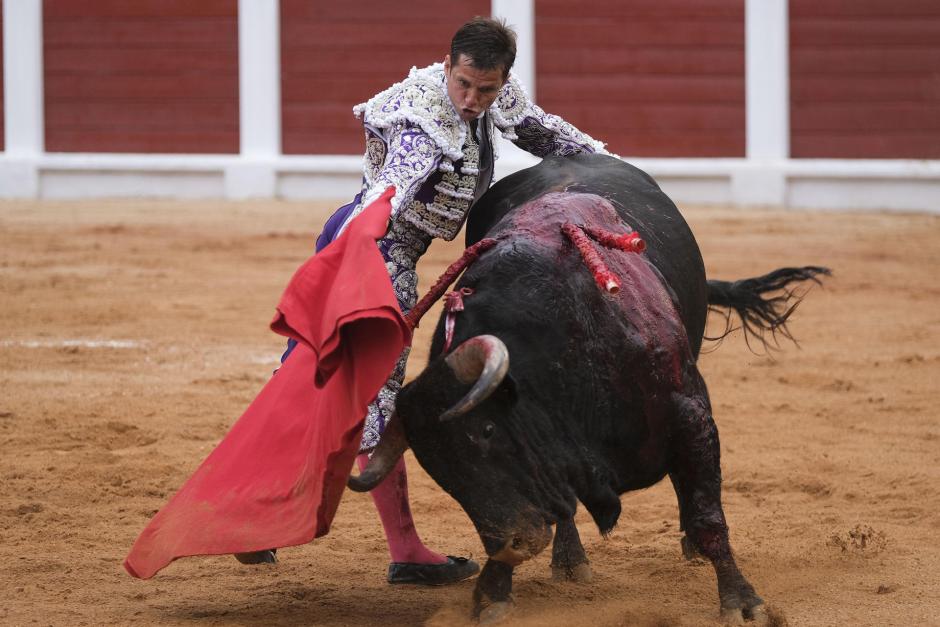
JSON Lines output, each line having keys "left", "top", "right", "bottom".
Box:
{"left": 340, "top": 63, "right": 609, "bottom": 241}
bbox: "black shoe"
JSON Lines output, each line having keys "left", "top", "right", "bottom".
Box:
{"left": 387, "top": 556, "right": 480, "bottom": 586}
{"left": 234, "top": 549, "right": 277, "bottom": 565}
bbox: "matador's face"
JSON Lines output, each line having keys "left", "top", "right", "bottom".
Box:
{"left": 444, "top": 54, "right": 506, "bottom": 123}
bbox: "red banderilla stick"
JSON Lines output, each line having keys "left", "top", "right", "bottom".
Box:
{"left": 580, "top": 225, "right": 646, "bottom": 253}
{"left": 443, "top": 287, "right": 475, "bottom": 352}
{"left": 561, "top": 222, "right": 621, "bottom": 294}
{"left": 404, "top": 238, "right": 498, "bottom": 330}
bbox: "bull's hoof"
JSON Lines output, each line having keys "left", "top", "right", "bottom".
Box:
{"left": 720, "top": 603, "right": 770, "bottom": 625}
{"left": 477, "top": 601, "right": 514, "bottom": 625}
{"left": 681, "top": 535, "right": 703, "bottom": 561}
{"left": 550, "top": 561, "right": 593, "bottom": 583}
{"left": 234, "top": 549, "right": 277, "bottom": 565}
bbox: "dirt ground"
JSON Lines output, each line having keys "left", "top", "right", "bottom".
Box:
{"left": 1, "top": 195, "right": 938, "bottom": 627}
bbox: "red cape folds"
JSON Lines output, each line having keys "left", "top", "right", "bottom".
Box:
{"left": 124, "top": 187, "right": 408, "bottom": 579}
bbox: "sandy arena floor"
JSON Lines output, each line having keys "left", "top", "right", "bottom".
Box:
{"left": 0, "top": 196, "right": 938, "bottom": 626}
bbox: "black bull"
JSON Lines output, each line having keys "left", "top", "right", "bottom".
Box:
{"left": 351, "top": 154, "right": 827, "bottom": 623}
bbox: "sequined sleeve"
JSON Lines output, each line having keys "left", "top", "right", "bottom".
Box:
{"left": 337, "top": 124, "right": 443, "bottom": 236}
{"left": 511, "top": 102, "right": 609, "bottom": 158}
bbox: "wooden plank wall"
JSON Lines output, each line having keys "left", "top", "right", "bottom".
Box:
{"left": 535, "top": 0, "right": 746, "bottom": 157}
{"left": 42, "top": 0, "right": 238, "bottom": 154}
{"left": 790, "top": 0, "right": 940, "bottom": 159}
{"left": 280, "top": 0, "right": 488, "bottom": 155}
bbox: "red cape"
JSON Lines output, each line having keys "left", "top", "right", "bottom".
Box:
{"left": 124, "top": 187, "right": 408, "bottom": 579}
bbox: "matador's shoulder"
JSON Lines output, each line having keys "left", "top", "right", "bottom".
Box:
{"left": 488, "top": 73, "right": 532, "bottom": 141}
{"left": 354, "top": 63, "right": 464, "bottom": 160}
{"left": 354, "top": 63, "right": 536, "bottom": 156}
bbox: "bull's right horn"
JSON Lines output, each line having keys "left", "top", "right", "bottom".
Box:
{"left": 347, "top": 412, "right": 408, "bottom": 492}
{"left": 440, "top": 335, "right": 510, "bottom": 421}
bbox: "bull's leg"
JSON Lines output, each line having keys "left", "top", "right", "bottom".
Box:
{"left": 550, "top": 516, "right": 592, "bottom": 582}
{"left": 667, "top": 372, "right": 767, "bottom": 625}
{"left": 671, "top": 481, "right": 705, "bottom": 561}
{"left": 473, "top": 559, "right": 514, "bottom": 624}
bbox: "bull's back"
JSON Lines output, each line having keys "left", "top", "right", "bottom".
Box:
{"left": 467, "top": 154, "right": 708, "bottom": 354}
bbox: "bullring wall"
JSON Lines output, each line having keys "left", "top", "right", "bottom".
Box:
{"left": 1, "top": 0, "right": 938, "bottom": 211}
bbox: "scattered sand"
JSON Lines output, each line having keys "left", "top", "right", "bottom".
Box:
{"left": 1, "top": 197, "right": 938, "bottom": 626}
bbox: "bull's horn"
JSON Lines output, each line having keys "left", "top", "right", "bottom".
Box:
{"left": 347, "top": 412, "right": 408, "bottom": 492}
{"left": 440, "top": 335, "right": 510, "bottom": 421}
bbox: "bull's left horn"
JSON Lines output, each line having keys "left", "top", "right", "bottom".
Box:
{"left": 347, "top": 412, "right": 408, "bottom": 492}
{"left": 440, "top": 335, "right": 510, "bottom": 421}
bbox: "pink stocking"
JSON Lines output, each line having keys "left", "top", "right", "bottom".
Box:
{"left": 357, "top": 453, "right": 448, "bottom": 565}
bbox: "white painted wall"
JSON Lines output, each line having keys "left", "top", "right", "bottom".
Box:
{"left": 736, "top": 0, "right": 790, "bottom": 206}
{"left": 1, "top": 0, "right": 44, "bottom": 197}
{"left": 746, "top": 0, "right": 789, "bottom": 162}
{"left": 491, "top": 0, "right": 537, "bottom": 167}
{"left": 227, "top": 0, "right": 281, "bottom": 199}
{"left": 0, "top": 0, "right": 937, "bottom": 212}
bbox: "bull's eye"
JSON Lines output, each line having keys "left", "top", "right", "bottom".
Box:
{"left": 482, "top": 422, "right": 496, "bottom": 439}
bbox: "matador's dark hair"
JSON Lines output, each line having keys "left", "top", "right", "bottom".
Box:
{"left": 451, "top": 17, "right": 517, "bottom": 78}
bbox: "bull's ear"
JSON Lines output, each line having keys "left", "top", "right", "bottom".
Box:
{"left": 397, "top": 358, "right": 467, "bottom": 424}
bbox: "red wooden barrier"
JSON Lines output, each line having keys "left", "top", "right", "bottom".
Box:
{"left": 790, "top": 0, "right": 940, "bottom": 159}
{"left": 280, "top": 0, "right": 488, "bottom": 155}
{"left": 535, "top": 0, "right": 746, "bottom": 158}
{"left": 42, "top": 0, "right": 238, "bottom": 154}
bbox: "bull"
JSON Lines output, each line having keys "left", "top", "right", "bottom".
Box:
{"left": 350, "top": 154, "right": 827, "bottom": 623}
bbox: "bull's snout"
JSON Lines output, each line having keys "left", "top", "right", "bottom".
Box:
{"left": 482, "top": 522, "right": 552, "bottom": 566}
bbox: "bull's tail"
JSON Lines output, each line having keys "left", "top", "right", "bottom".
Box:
{"left": 706, "top": 266, "right": 830, "bottom": 351}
